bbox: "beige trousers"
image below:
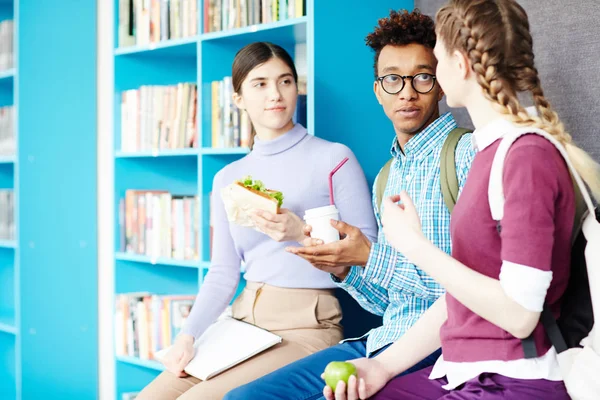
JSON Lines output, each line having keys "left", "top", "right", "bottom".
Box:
{"left": 136, "top": 281, "right": 343, "bottom": 400}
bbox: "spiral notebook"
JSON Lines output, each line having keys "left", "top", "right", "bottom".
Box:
{"left": 155, "top": 317, "right": 282, "bottom": 380}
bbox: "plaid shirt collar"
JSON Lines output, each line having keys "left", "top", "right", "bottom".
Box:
{"left": 390, "top": 112, "right": 457, "bottom": 160}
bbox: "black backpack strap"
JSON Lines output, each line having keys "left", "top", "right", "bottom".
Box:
{"left": 519, "top": 185, "right": 587, "bottom": 358}
{"left": 521, "top": 336, "right": 538, "bottom": 359}
{"left": 571, "top": 181, "right": 587, "bottom": 245}
{"left": 521, "top": 303, "right": 569, "bottom": 358}
{"left": 541, "top": 304, "right": 568, "bottom": 354}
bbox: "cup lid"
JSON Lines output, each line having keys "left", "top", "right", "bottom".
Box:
{"left": 304, "top": 205, "right": 339, "bottom": 219}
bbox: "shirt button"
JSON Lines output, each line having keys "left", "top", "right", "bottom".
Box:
{"left": 373, "top": 278, "right": 379, "bottom": 284}
{"left": 405, "top": 175, "right": 411, "bottom": 181}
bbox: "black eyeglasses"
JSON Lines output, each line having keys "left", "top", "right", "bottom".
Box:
{"left": 376, "top": 73, "right": 437, "bottom": 95}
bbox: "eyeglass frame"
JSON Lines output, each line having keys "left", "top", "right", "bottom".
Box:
{"left": 376, "top": 73, "right": 437, "bottom": 95}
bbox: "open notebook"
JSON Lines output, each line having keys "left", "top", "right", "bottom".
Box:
{"left": 155, "top": 317, "right": 282, "bottom": 380}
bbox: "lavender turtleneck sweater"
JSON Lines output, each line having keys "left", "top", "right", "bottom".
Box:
{"left": 181, "top": 124, "right": 377, "bottom": 338}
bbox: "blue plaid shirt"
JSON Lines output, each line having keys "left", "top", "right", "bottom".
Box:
{"left": 336, "top": 112, "right": 476, "bottom": 356}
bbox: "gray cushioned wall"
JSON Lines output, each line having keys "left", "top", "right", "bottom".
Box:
{"left": 414, "top": 0, "right": 600, "bottom": 160}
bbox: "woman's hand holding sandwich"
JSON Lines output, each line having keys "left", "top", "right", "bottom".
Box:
{"left": 250, "top": 208, "right": 311, "bottom": 244}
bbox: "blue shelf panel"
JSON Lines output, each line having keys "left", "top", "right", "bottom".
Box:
{"left": 114, "top": 156, "right": 198, "bottom": 197}
{"left": 0, "top": 313, "right": 16, "bottom": 335}
{"left": 116, "top": 357, "right": 162, "bottom": 400}
{"left": 115, "top": 148, "right": 199, "bottom": 159}
{"left": 201, "top": 147, "right": 249, "bottom": 156}
{"left": 0, "top": 245, "right": 15, "bottom": 336}
{"left": 115, "top": 252, "right": 203, "bottom": 269}
{"left": 0, "top": 155, "right": 15, "bottom": 164}
{"left": 0, "top": 162, "right": 14, "bottom": 189}
{"left": 201, "top": 17, "right": 307, "bottom": 45}
{"left": 0, "top": 68, "right": 14, "bottom": 81}
{"left": 0, "top": 333, "right": 16, "bottom": 400}
{"left": 0, "top": 66, "right": 14, "bottom": 107}
{"left": 117, "top": 356, "right": 165, "bottom": 372}
{"left": 20, "top": 0, "right": 99, "bottom": 396}
{"left": 0, "top": 240, "right": 15, "bottom": 249}
{"left": 115, "top": 36, "right": 198, "bottom": 58}
{"left": 115, "top": 256, "right": 201, "bottom": 295}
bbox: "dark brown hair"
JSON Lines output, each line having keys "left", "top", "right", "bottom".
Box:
{"left": 365, "top": 9, "right": 437, "bottom": 79}
{"left": 232, "top": 42, "right": 298, "bottom": 149}
{"left": 436, "top": 0, "right": 600, "bottom": 200}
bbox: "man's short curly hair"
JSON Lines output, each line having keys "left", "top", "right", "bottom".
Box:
{"left": 365, "top": 9, "right": 436, "bottom": 79}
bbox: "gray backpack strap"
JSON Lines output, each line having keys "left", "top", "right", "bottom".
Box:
{"left": 376, "top": 159, "right": 393, "bottom": 215}
{"left": 440, "top": 127, "right": 471, "bottom": 213}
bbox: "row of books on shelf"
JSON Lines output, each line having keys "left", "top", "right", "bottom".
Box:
{"left": 115, "top": 292, "right": 195, "bottom": 360}
{"left": 117, "top": 0, "right": 306, "bottom": 47}
{"left": 120, "top": 83, "right": 197, "bottom": 153}
{"left": 118, "top": 0, "right": 198, "bottom": 47}
{"left": 119, "top": 190, "right": 200, "bottom": 260}
{"left": 210, "top": 77, "right": 307, "bottom": 148}
{"left": 0, "top": 190, "right": 14, "bottom": 241}
{"left": 0, "top": 106, "right": 15, "bottom": 156}
{"left": 210, "top": 77, "right": 251, "bottom": 149}
{"left": 0, "top": 20, "right": 13, "bottom": 71}
{"left": 203, "top": 0, "right": 306, "bottom": 33}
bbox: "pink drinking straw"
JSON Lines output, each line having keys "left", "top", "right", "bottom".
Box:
{"left": 329, "top": 157, "right": 349, "bottom": 205}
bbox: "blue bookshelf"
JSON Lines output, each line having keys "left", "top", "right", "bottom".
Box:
{"left": 114, "top": 36, "right": 199, "bottom": 57}
{"left": 200, "top": 16, "right": 307, "bottom": 42}
{"left": 201, "top": 147, "right": 249, "bottom": 155}
{"left": 0, "top": 68, "right": 13, "bottom": 80}
{"left": 16, "top": 0, "right": 98, "bottom": 398}
{"left": 0, "top": 0, "right": 16, "bottom": 399}
{"left": 115, "top": 148, "right": 200, "bottom": 158}
{"left": 0, "top": 239, "right": 15, "bottom": 248}
{"left": 112, "top": 0, "right": 411, "bottom": 397}
{"left": 0, "top": 318, "right": 17, "bottom": 335}
{"left": 116, "top": 355, "right": 165, "bottom": 371}
{"left": 0, "top": 155, "right": 14, "bottom": 164}
{"left": 115, "top": 251, "right": 204, "bottom": 269}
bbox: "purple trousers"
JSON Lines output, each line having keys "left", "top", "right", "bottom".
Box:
{"left": 371, "top": 366, "right": 571, "bottom": 400}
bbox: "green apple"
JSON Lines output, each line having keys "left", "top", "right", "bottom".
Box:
{"left": 323, "top": 361, "right": 358, "bottom": 390}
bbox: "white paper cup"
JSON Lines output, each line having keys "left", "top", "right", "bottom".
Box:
{"left": 303, "top": 205, "right": 340, "bottom": 244}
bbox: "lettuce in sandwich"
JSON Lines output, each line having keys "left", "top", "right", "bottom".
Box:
{"left": 236, "top": 175, "right": 284, "bottom": 207}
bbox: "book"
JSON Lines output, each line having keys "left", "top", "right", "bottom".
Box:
{"left": 154, "top": 316, "right": 282, "bottom": 380}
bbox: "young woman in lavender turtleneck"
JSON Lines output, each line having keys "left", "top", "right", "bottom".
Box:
{"left": 137, "top": 42, "right": 377, "bottom": 400}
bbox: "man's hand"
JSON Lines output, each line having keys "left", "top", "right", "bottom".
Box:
{"left": 286, "top": 220, "right": 372, "bottom": 280}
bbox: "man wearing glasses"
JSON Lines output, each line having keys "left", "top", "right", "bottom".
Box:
{"left": 224, "top": 9, "right": 475, "bottom": 400}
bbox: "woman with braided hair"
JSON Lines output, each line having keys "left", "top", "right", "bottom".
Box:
{"left": 323, "top": 0, "right": 600, "bottom": 399}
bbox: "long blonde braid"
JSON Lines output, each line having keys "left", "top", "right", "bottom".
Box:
{"left": 436, "top": 0, "right": 600, "bottom": 201}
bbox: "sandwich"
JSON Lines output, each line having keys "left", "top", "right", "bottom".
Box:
{"left": 220, "top": 176, "right": 284, "bottom": 228}
{"left": 234, "top": 176, "right": 284, "bottom": 213}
